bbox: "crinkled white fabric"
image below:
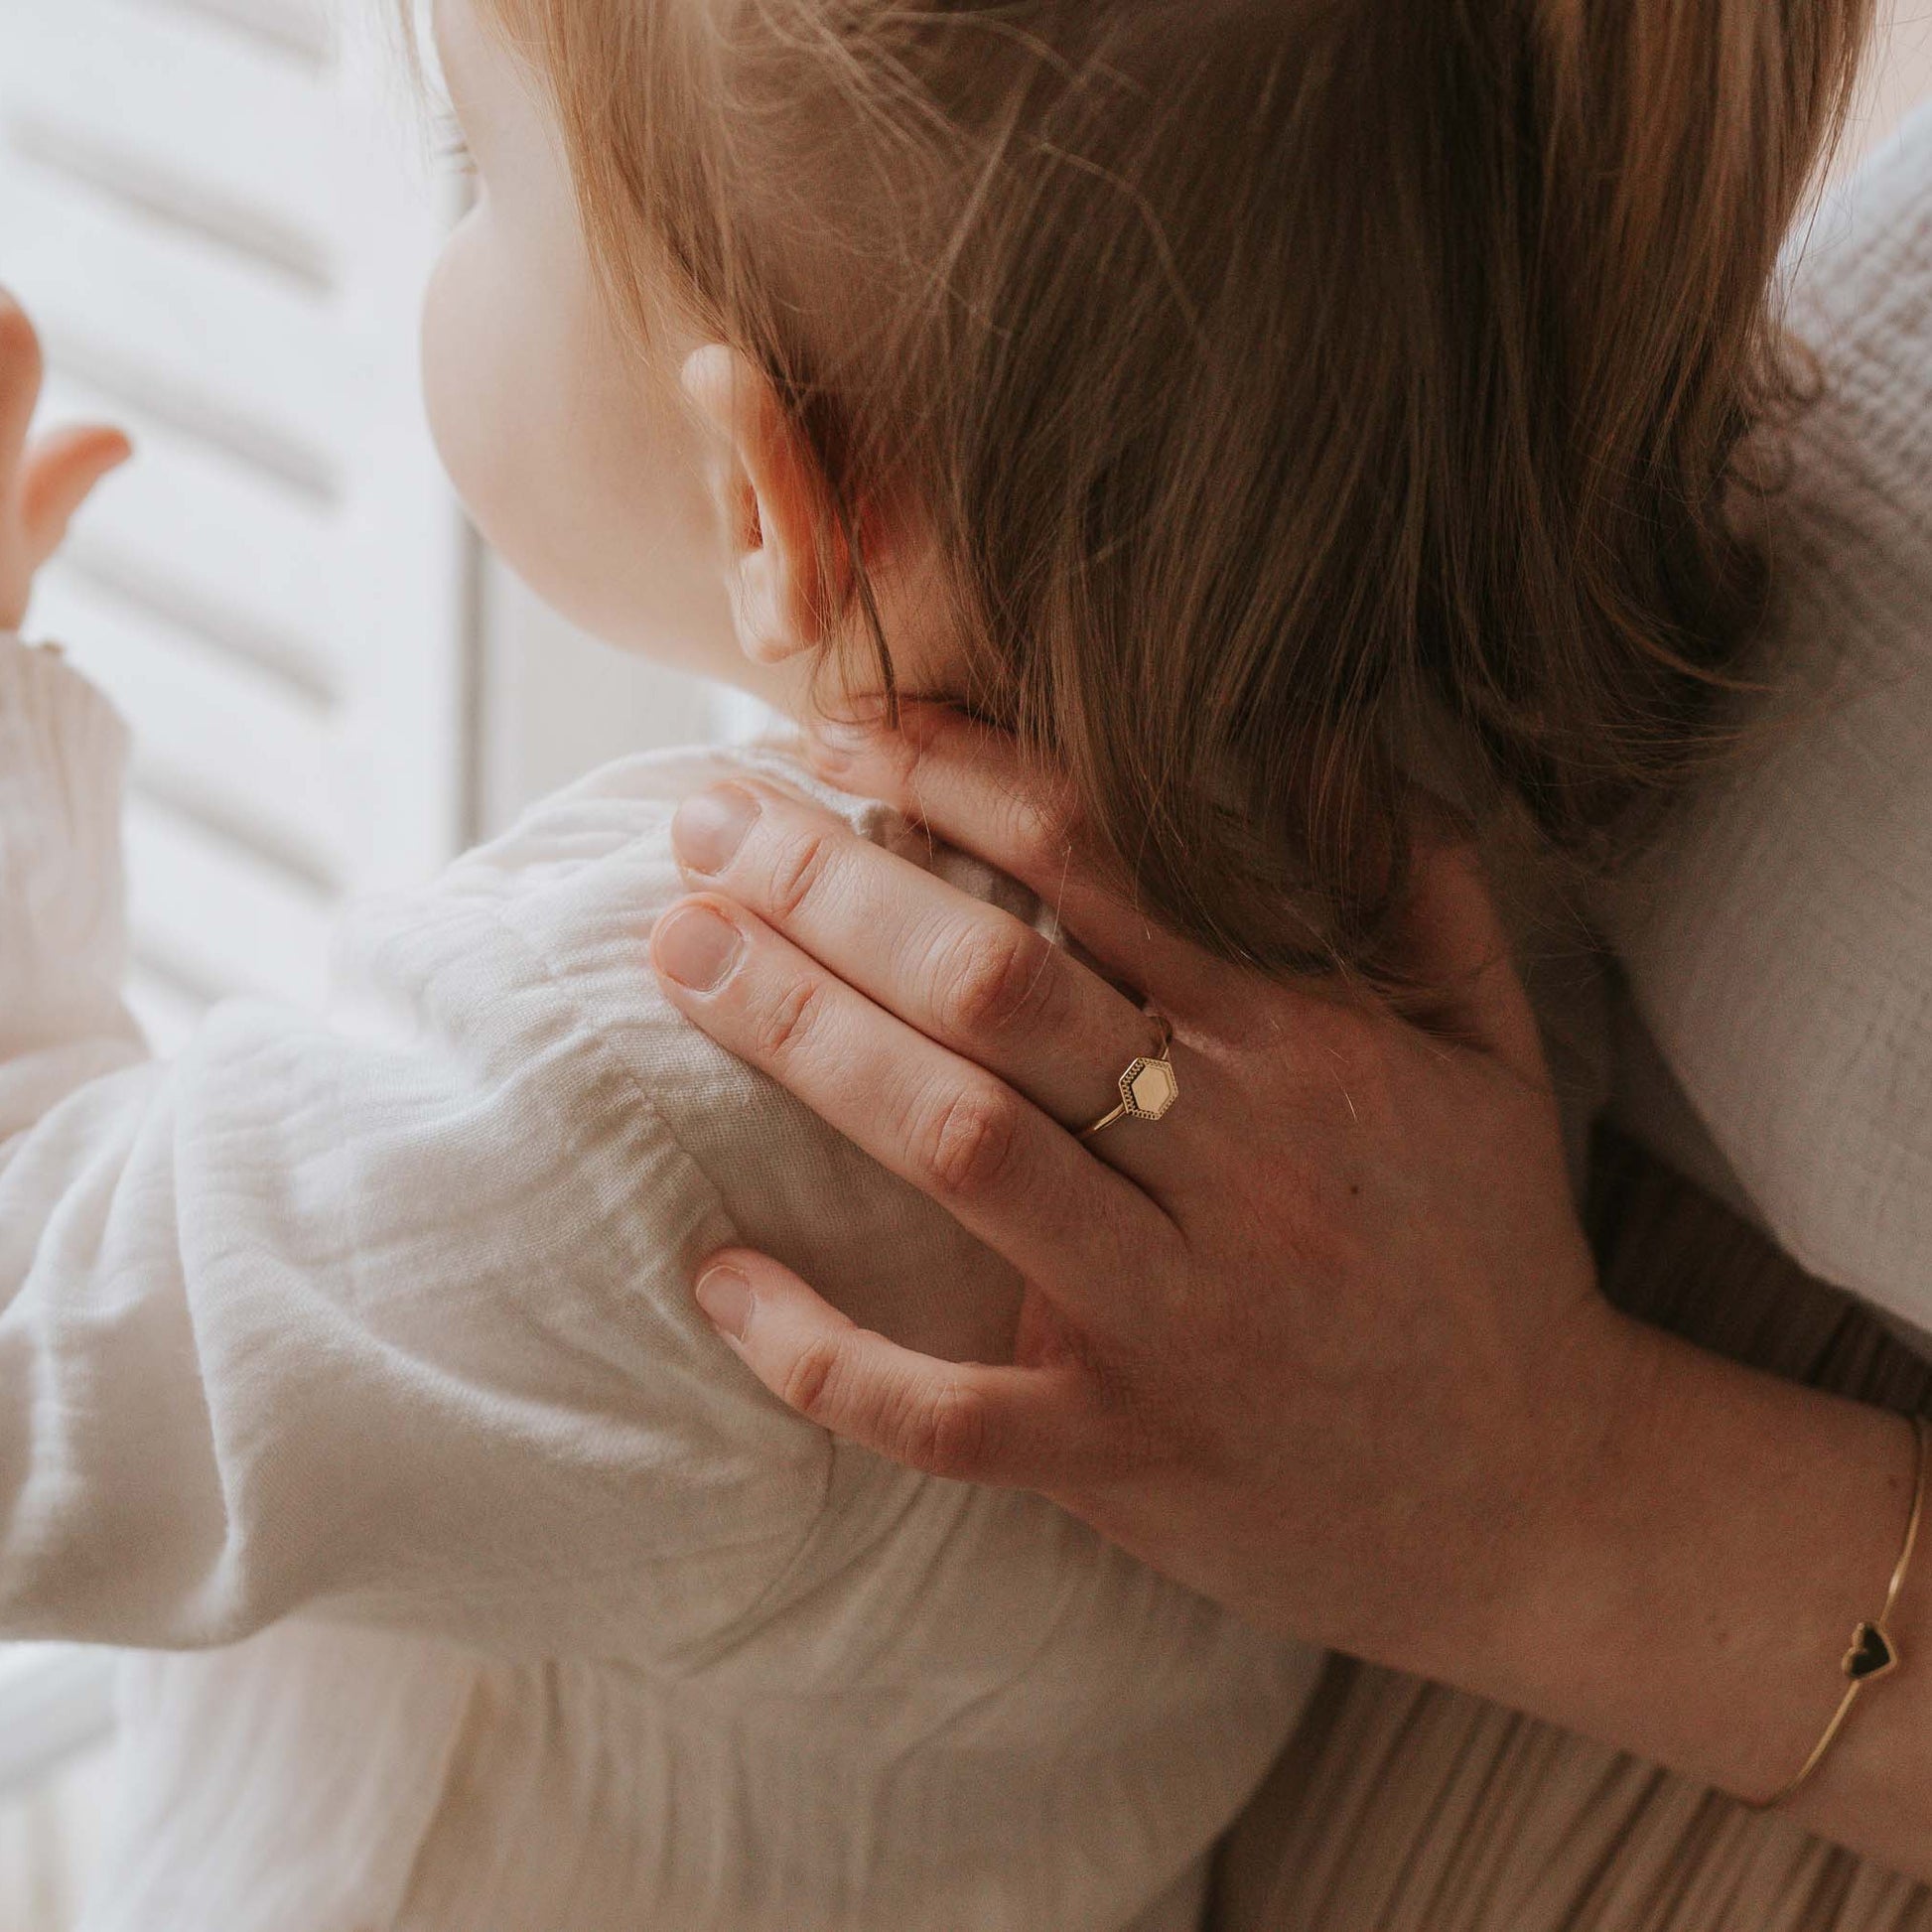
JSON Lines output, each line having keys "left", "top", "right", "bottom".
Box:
{"left": 0, "top": 652, "right": 1317, "bottom": 1930}
{"left": 1603, "top": 102, "right": 1932, "bottom": 1353}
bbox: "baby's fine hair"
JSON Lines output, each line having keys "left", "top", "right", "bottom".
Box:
{"left": 475, "top": 0, "right": 1870, "bottom": 978}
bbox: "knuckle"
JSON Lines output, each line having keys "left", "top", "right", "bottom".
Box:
{"left": 777, "top": 1336, "right": 844, "bottom": 1424}
{"left": 752, "top": 972, "right": 826, "bottom": 1064}
{"left": 902, "top": 1379, "right": 992, "bottom": 1481}
{"left": 920, "top": 1082, "right": 1025, "bottom": 1200}
{"left": 933, "top": 922, "right": 1057, "bottom": 1042}
{"left": 764, "top": 825, "right": 836, "bottom": 923}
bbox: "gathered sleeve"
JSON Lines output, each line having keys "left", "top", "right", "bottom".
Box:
{"left": 0, "top": 635, "right": 829, "bottom": 1664}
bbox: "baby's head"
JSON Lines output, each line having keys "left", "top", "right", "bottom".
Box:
{"left": 422, "top": 0, "right": 1870, "bottom": 976}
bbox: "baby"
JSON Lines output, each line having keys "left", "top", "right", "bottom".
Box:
{"left": 0, "top": 0, "right": 1850, "bottom": 1921}
{"left": 0, "top": 1, "right": 1340, "bottom": 1926}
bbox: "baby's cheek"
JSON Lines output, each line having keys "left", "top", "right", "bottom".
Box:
{"left": 419, "top": 213, "right": 624, "bottom": 624}
{"left": 415, "top": 204, "right": 741, "bottom": 674}
{"left": 420, "top": 218, "right": 522, "bottom": 545}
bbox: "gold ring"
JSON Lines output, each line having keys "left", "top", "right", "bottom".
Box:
{"left": 1078, "top": 1016, "right": 1180, "bottom": 1140}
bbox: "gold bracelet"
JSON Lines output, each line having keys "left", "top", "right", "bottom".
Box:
{"left": 1749, "top": 1412, "right": 1929, "bottom": 1812}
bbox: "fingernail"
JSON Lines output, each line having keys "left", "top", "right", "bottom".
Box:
{"left": 672, "top": 784, "right": 760, "bottom": 875}
{"left": 696, "top": 1265, "right": 753, "bottom": 1339}
{"left": 654, "top": 902, "right": 746, "bottom": 992}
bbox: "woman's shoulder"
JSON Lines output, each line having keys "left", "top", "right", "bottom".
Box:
{"left": 1602, "top": 103, "right": 1932, "bottom": 1330}
{"left": 1777, "top": 104, "right": 1932, "bottom": 605}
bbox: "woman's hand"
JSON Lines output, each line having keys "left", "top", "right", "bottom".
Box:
{"left": 0, "top": 292, "right": 131, "bottom": 633}
{"left": 651, "top": 705, "right": 1932, "bottom": 1869}
{"left": 650, "top": 703, "right": 1626, "bottom": 1668}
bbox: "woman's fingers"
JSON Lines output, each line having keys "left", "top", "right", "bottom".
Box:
{"left": 21, "top": 424, "right": 133, "bottom": 562}
{"left": 804, "top": 707, "right": 1242, "bottom": 1015}
{"left": 650, "top": 892, "right": 1177, "bottom": 1316}
{"left": 807, "top": 709, "right": 1549, "bottom": 1074}
{"left": 669, "top": 779, "right": 1199, "bottom": 1180}
{"left": 694, "top": 1248, "right": 1104, "bottom": 1488}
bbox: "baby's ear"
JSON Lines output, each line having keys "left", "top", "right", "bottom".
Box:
{"left": 680, "top": 345, "right": 842, "bottom": 666}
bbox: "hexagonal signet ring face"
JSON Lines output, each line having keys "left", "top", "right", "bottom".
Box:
{"left": 1120, "top": 1054, "right": 1179, "bottom": 1122}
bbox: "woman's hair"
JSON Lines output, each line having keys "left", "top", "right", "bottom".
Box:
{"left": 475, "top": 0, "right": 1872, "bottom": 978}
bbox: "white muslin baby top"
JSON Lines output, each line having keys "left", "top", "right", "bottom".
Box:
{"left": 0, "top": 641, "right": 1319, "bottom": 1931}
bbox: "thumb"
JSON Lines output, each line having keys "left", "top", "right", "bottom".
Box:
{"left": 22, "top": 423, "right": 133, "bottom": 562}
{"left": 1393, "top": 841, "right": 1548, "bottom": 1082}
{"left": 693, "top": 1249, "right": 1104, "bottom": 1489}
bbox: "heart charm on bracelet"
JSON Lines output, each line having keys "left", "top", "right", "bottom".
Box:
{"left": 1844, "top": 1621, "right": 1899, "bottom": 1683}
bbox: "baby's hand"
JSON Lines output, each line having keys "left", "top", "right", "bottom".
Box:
{"left": 0, "top": 290, "right": 131, "bottom": 633}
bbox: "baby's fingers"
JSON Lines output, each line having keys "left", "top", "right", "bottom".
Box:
{"left": 0, "top": 295, "right": 46, "bottom": 482}
{"left": 22, "top": 423, "right": 133, "bottom": 563}
{"left": 695, "top": 1249, "right": 1104, "bottom": 1489}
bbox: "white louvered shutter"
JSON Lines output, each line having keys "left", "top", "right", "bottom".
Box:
{"left": 0, "top": 0, "right": 470, "bottom": 1842}
{"left": 0, "top": 0, "right": 738, "bottom": 1847}
{"left": 0, "top": 0, "right": 472, "bottom": 1051}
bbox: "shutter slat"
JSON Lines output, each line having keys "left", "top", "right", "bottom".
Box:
{"left": 126, "top": 803, "right": 336, "bottom": 1010}
{"left": 4, "top": 111, "right": 331, "bottom": 299}
{"left": 0, "top": 0, "right": 340, "bottom": 258}
{"left": 141, "top": 0, "right": 332, "bottom": 74}
{"left": 33, "top": 572, "right": 343, "bottom": 892}
{"left": 41, "top": 372, "right": 343, "bottom": 703}
{"left": 0, "top": 172, "right": 351, "bottom": 498}
{"left": 0, "top": 0, "right": 468, "bottom": 1065}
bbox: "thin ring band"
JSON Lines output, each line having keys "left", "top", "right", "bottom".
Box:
{"left": 1078, "top": 1016, "right": 1180, "bottom": 1140}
